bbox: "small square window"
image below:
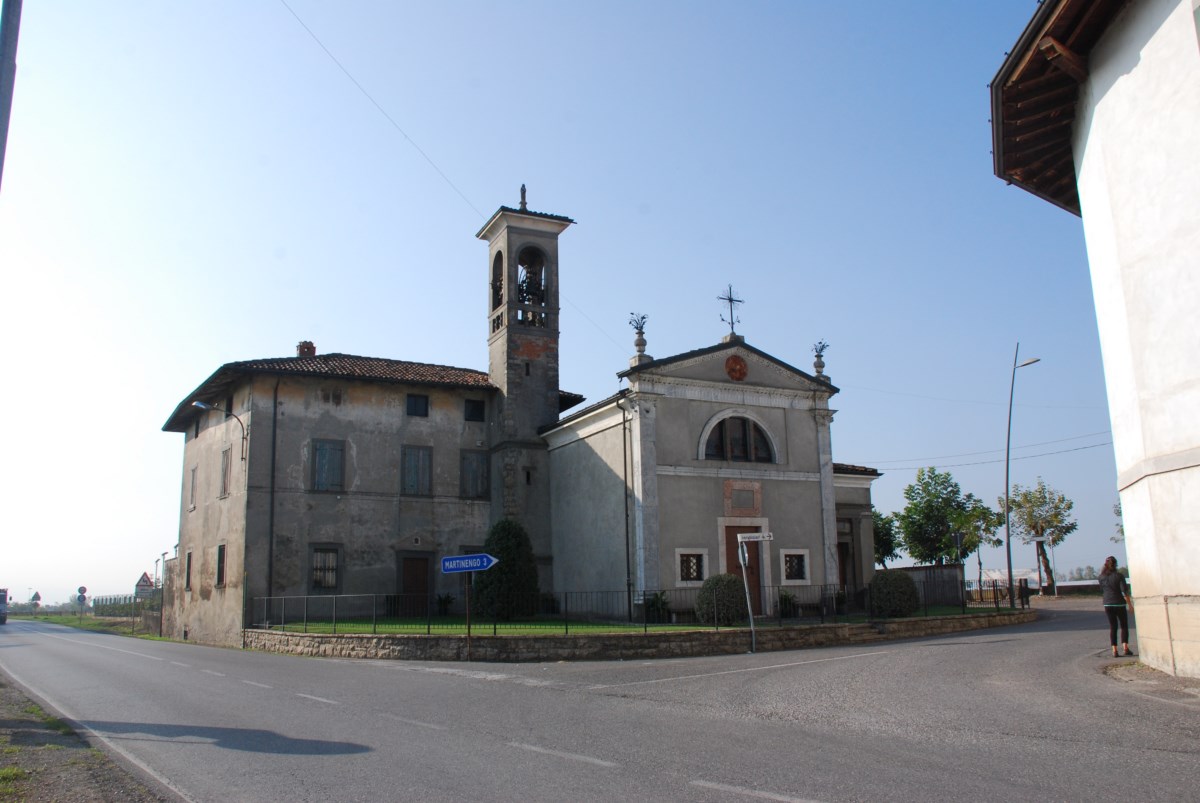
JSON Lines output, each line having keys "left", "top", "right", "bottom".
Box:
{"left": 407, "top": 394, "right": 429, "bottom": 417}
{"left": 675, "top": 548, "right": 708, "bottom": 587}
{"left": 464, "top": 399, "right": 485, "bottom": 422}
{"left": 780, "top": 549, "right": 811, "bottom": 586}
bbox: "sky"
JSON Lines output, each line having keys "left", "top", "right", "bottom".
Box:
{"left": 0, "top": 1, "right": 1123, "bottom": 607}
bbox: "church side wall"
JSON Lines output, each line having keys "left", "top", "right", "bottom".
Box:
{"left": 1074, "top": 0, "right": 1200, "bottom": 677}
{"left": 548, "top": 411, "right": 631, "bottom": 593}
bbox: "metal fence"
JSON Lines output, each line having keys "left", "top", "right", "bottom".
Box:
{"left": 249, "top": 578, "right": 996, "bottom": 636}
{"left": 93, "top": 593, "right": 161, "bottom": 616}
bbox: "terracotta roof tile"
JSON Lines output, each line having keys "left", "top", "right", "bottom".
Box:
{"left": 229, "top": 353, "right": 492, "bottom": 387}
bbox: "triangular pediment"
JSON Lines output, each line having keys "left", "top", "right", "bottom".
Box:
{"left": 618, "top": 340, "right": 836, "bottom": 396}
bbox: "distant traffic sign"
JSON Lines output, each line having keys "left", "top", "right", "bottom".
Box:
{"left": 77, "top": 586, "right": 87, "bottom": 595}
{"left": 441, "top": 553, "right": 500, "bottom": 574}
{"left": 737, "top": 532, "right": 773, "bottom": 542}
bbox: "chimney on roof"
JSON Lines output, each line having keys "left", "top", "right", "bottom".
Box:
{"left": 297, "top": 341, "right": 316, "bottom": 357}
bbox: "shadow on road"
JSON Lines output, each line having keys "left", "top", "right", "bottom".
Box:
{"left": 80, "top": 720, "right": 372, "bottom": 755}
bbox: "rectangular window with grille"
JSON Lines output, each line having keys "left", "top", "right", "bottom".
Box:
{"left": 312, "top": 439, "right": 346, "bottom": 492}
{"left": 680, "top": 553, "right": 704, "bottom": 582}
{"left": 402, "top": 446, "right": 432, "bottom": 495}
{"left": 781, "top": 549, "right": 811, "bottom": 585}
{"left": 464, "top": 399, "right": 485, "bottom": 422}
{"left": 311, "top": 547, "right": 339, "bottom": 592}
{"left": 215, "top": 544, "right": 227, "bottom": 587}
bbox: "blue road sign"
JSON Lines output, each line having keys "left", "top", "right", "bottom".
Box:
{"left": 441, "top": 553, "right": 500, "bottom": 574}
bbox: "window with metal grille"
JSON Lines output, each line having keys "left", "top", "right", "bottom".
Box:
{"left": 402, "top": 446, "right": 432, "bottom": 495}
{"left": 311, "top": 547, "right": 339, "bottom": 592}
{"left": 312, "top": 439, "right": 345, "bottom": 492}
{"left": 781, "top": 549, "right": 811, "bottom": 585}
{"left": 704, "top": 417, "right": 774, "bottom": 462}
{"left": 460, "top": 450, "right": 489, "bottom": 499}
{"left": 680, "top": 553, "right": 704, "bottom": 582}
{"left": 464, "top": 399, "right": 485, "bottom": 422}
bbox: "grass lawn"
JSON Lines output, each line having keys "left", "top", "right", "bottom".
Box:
{"left": 5, "top": 614, "right": 164, "bottom": 639}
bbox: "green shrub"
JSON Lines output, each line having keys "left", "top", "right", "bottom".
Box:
{"left": 778, "top": 590, "right": 798, "bottom": 618}
{"left": 870, "top": 570, "right": 920, "bottom": 618}
{"left": 694, "top": 573, "right": 748, "bottom": 626}
{"left": 473, "top": 518, "right": 540, "bottom": 620}
{"left": 645, "top": 591, "right": 671, "bottom": 623}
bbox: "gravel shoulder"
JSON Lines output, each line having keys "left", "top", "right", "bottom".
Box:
{"left": 0, "top": 676, "right": 169, "bottom": 802}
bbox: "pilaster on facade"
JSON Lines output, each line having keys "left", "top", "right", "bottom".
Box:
{"left": 628, "top": 395, "right": 660, "bottom": 597}
{"left": 813, "top": 408, "right": 839, "bottom": 585}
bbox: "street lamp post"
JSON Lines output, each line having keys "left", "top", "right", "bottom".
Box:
{"left": 192, "top": 400, "right": 247, "bottom": 460}
{"left": 1004, "top": 343, "right": 1040, "bottom": 609}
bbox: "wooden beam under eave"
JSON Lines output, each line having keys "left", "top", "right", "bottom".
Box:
{"left": 1004, "top": 82, "right": 1078, "bottom": 116}
{"left": 1005, "top": 114, "right": 1074, "bottom": 145}
{"left": 1039, "top": 36, "right": 1089, "bottom": 83}
{"left": 1006, "top": 140, "right": 1068, "bottom": 174}
{"left": 1003, "top": 69, "right": 1076, "bottom": 104}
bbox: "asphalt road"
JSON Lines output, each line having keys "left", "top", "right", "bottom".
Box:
{"left": 1, "top": 602, "right": 1197, "bottom": 802}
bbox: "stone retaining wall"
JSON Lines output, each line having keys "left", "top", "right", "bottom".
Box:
{"left": 243, "top": 609, "right": 1037, "bottom": 662}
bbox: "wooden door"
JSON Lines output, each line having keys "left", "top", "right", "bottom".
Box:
{"left": 724, "top": 526, "right": 763, "bottom": 616}
{"left": 400, "top": 556, "right": 429, "bottom": 618}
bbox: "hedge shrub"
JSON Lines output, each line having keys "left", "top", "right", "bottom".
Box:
{"left": 870, "top": 569, "right": 920, "bottom": 618}
{"left": 694, "top": 573, "right": 749, "bottom": 626}
{"left": 473, "top": 518, "right": 540, "bottom": 620}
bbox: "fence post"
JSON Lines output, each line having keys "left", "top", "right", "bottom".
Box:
{"left": 372, "top": 594, "right": 377, "bottom": 635}
{"left": 332, "top": 595, "right": 338, "bottom": 634}
{"left": 427, "top": 592, "right": 432, "bottom": 635}
{"left": 563, "top": 592, "right": 569, "bottom": 635}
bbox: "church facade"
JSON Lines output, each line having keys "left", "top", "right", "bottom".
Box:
{"left": 161, "top": 195, "right": 878, "bottom": 646}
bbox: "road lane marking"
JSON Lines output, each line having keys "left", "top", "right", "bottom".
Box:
{"left": 588, "top": 651, "right": 891, "bottom": 690}
{"left": 37, "top": 632, "right": 164, "bottom": 661}
{"left": 691, "top": 780, "right": 823, "bottom": 802}
{"left": 380, "top": 712, "right": 447, "bottom": 730}
{"left": 242, "top": 680, "right": 271, "bottom": 689}
{"left": 200, "top": 669, "right": 225, "bottom": 677}
{"left": 507, "top": 742, "right": 617, "bottom": 767}
{"left": 170, "top": 662, "right": 191, "bottom": 668}
{"left": 296, "top": 693, "right": 339, "bottom": 705}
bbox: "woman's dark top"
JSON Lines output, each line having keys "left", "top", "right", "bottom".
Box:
{"left": 1099, "top": 571, "right": 1129, "bottom": 606}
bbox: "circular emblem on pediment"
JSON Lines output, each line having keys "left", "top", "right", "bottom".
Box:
{"left": 725, "top": 355, "right": 748, "bottom": 381}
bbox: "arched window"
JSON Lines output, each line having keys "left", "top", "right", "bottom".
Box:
{"left": 517, "top": 247, "right": 546, "bottom": 306}
{"left": 704, "top": 417, "right": 774, "bottom": 463}
{"left": 491, "top": 252, "right": 504, "bottom": 310}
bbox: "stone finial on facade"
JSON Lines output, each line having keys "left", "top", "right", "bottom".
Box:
{"left": 813, "top": 339, "right": 829, "bottom": 382}
{"left": 519, "top": 184, "right": 527, "bottom": 212}
{"left": 629, "top": 313, "right": 652, "bottom": 366}
{"left": 297, "top": 341, "right": 316, "bottom": 358}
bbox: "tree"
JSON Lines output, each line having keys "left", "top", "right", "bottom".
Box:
{"left": 952, "top": 494, "right": 1003, "bottom": 592}
{"left": 872, "top": 509, "right": 901, "bottom": 568}
{"left": 473, "top": 518, "right": 540, "bottom": 620}
{"left": 897, "top": 468, "right": 967, "bottom": 564}
{"left": 1004, "top": 477, "right": 1078, "bottom": 594}
{"left": 1111, "top": 500, "right": 1124, "bottom": 543}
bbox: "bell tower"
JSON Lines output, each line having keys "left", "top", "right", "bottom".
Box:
{"left": 476, "top": 187, "right": 574, "bottom": 540}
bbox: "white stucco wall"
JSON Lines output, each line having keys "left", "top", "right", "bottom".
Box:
{"left": 1073, "top": 0, "right": 1200, "bottom": 676}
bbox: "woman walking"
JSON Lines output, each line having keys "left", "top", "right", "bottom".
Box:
{"left": 1099, "top": 556, "right": 1134, "bottom": 657}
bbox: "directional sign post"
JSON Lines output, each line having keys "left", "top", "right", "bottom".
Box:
{"left": 735, "top": 532, "right": 771, "bottom": 653}
{"left": 440, "top": 554, "right": 499, "bottom": 574}
{"left": 441, "top": 553, "right": 499, "bottom": 659}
